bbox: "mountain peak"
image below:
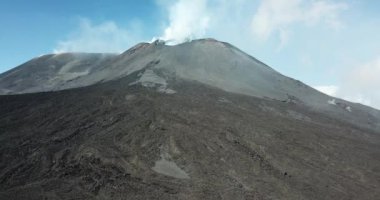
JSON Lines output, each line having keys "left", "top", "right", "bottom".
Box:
{"left": 1, "top": 38, "right": 380, "bottom": 199}
{"left": 1, "top": 39, "right": 379, "bottom": 130}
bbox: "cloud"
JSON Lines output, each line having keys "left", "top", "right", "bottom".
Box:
{"left": 314, "top": 85, "right": 339, "bottom": 96}
{"left": 158, "top": 0, "right": 210, "bottom": 44}
{"left": 53, "top": 1, "right": 380, "bottom": 110}
{"left": 54, "top": 18, "right": 143, "bottom": 53}
{"left": 314, "top": 84, "right": 374, "bottom": 107}
{"left": 155, "top": 0, "right": 259, "bottom": 47}
{"left": 345, "top": 57, "right": 380, "bottom": 90}
{"left": 314, "top": 57, "right": 380, "bottom": 109}
{"left": 157, "top": 0, "right": 380, "bottom": 110}
{"left": 340, "top": 56, "right": 380, "bottom": 108}
{"left": 251, "top": 0, "right": 348, "bottom": 47}
{"left": 156, "top": 0, "right": 348, "bottom": 49}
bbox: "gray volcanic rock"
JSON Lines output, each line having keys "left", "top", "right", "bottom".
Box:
{"left": 0, "top": 39, "right": 379, "bottom": 199}
{"left": 1, "top": 39, "right": 379, "bottom": 130}
{"left": 0, "top": 78, "right": 379, "bottom": 200}
{"left": 0, "top": 52, "right": 116, "bottom": 94}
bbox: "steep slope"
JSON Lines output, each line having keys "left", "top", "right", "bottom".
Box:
{"left": 0, "top": 39, "right": 380, "bottom": 199}
{"left": 0, "top": 53, "right": 116, "bottom": 94}
{"left": 0, "top": 77, "right": 379, "bottom": 200}
{"left": 1, "top": 39, "right": 379, "bottom": 131}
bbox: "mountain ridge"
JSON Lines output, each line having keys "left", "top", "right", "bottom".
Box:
{"left": 1, "top": 38, "right": 379, "bottom": 131}
{"left": 1, "top": 71, "right": 379, "bottom": 199}
{"left": 0, "top": 38, "right": 379, "bottom": 199}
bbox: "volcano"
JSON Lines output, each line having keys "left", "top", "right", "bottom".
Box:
{"left": 0, "top": 39, "right": 379, "bottom": 200}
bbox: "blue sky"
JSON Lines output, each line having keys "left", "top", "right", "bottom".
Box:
{"left": 1, "top": 0, "right": 380, "bottom": 108}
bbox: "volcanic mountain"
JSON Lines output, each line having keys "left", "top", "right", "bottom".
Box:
{"left": 0, "top": 39, "right": 379, "bottom": 199}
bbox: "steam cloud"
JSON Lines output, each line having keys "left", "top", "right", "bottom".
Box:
{"left": 159, "top": 0, "right": 210, "bottom": 44}
{"left": 54, "top": 18, "right": 142, "bottom": 53}
{"left": 53, "top": 0, "right": 380, "bottom": 109}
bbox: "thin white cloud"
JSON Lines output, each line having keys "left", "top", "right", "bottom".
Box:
{"left": 277, "top": 28, "right": 290, "bottom": 51}
{"left": 314, "top": 57, "right": 380, "bottom": 109}
{"left": 314, "top": 85, "right": 339, "bottom": 96}
{"left": 54, "top": 18, "right": 142, "bottom": 53}
{"left": 346, "top": 57, "right": 380, "bottom": 89}
{"left": 306, "top": 1, "right": 347, "bottom": 29}
{"left": 251, "top": 0, "right": 348, "bottom": 47}
{"left": 340, "top": 56, "right": 380, "bottom": 108}
{"left": 156, "top": 0, "right": 347, "bottom": 49}
{"left": 251, "top": 0, "right": 302, "bottom": 41}
{"left": 314, "top": 85, "right": 374, "bottom": 107}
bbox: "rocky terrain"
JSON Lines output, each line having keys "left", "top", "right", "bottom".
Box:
{"left": 0, "top": 39, "right": 379, "bottom": 199}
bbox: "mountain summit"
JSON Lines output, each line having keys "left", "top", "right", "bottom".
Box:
{"left": 0, "top": 39, "right": 379, "bottom": 199}
{"left": 1, "top": 39, "right": 379, "bottom": 130}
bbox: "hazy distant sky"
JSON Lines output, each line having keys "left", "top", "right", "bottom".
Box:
{"left": 1, "top": 0, "right": 380, "bottom": 108}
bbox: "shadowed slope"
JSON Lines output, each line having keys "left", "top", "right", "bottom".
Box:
{"left": 0, "top": 77, "right": 379, "bottom": 199}
{"left": 0, "top": 39, "right": 380, "bottom": 199}
{"left": 1, "top": 39, "right": 379, "bottom": 131}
